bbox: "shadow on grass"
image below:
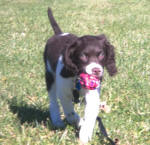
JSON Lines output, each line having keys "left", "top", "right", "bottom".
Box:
{"left": 8, "top": 97, "right": 117, "bottom": 144}
{"left": 8, "top": 97, "right": 51, "bottom": 127}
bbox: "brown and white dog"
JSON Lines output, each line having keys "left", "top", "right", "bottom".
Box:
{"left": 44, "top": 8, "right": 117, "bottom": 143}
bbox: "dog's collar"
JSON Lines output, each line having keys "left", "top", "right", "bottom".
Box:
{"left": 75, "top": 77, "right": 82, "bottom": 91}
{"left": 72, "top": 76, "right": 81, "bottom": 104}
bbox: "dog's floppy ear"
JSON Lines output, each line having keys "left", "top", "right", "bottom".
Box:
{"left": 97, "top": 35, "right": 117, "bottom": 76}
{"left": 63, "top": 39, "right": 81, "bottom": 75}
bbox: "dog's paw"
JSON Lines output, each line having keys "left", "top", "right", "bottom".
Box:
{"left": 79, "top": 128, "right": 91, "bottom": 144}
{"left": 79, "top": 123, "right": 92, "bottom": 144}
{"left": 52, "top": 120, "right": 65, "bottom": 128}
{"left": 66, "top": 112, "right": 80, "bottom": 126}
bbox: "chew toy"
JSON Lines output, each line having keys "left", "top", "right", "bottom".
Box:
{"left": 76, "top": 73, "right": 100, "bottom": 90}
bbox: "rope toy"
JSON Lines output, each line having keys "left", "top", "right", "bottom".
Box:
{"left": 76, "top": 73, "right": 100, "bottom": 90}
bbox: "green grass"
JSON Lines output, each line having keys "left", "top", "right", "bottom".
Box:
{"left": 0, "top": 0, "right": 150, "bottom": 144}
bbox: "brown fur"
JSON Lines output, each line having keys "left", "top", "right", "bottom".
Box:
{"left": 44, "top": 8, "right": 117, "bottom": 90}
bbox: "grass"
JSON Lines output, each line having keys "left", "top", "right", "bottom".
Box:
{"left": 0, "top": 0, "right": 150, "bottom": 144}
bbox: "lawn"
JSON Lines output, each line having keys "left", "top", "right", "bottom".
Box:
{"left": 0, "top": 0, "right": 150, "bottom": 144}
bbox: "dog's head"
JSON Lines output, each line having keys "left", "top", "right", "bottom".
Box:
{"left": 63, "top": 34, "right": 117, "bottom": 79}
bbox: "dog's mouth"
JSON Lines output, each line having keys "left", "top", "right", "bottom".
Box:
{"left": 84, "top": 63, "right": 103, "bottom": 79}
{"left": 92, "top": 74, "right": 102, "bottom": 80}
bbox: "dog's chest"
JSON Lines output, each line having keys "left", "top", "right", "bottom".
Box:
{"left": 56, "top": 55, "right": 76, "bottom": 96}
{"left": 56, "top": 75, "right": 76, "bottom": 98}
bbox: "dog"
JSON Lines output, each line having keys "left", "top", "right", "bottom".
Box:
{"left": 44, "top": 8, "right": 117, "bottom": 144}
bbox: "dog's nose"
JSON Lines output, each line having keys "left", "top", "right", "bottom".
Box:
{"left": 92, "top": 67, "right": 101, "bottom": 76}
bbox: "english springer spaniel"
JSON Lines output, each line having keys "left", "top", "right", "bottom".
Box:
{"left": 44, "top": 8, "right": 117, "bottom": 144}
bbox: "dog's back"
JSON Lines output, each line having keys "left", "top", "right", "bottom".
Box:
{"left": 44, "top": 8, "right": 78, "bottom": 72}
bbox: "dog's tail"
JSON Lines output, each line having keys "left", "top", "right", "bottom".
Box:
{"left": 48, "top": 7, "right": 62, "bottom": 35}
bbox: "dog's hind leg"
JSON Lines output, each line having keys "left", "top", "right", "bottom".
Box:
{"left": 48, "top": 82, "right": 65, "bottom": 128}
{"left": 46, "top": 70, "right": 65, "bottom": 128}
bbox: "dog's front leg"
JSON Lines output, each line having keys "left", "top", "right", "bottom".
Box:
{"left": 56, "top": 77, "right": 80, "bottom": 126}
{"left": 59, "top": 94, "right": 80, "bottom": 126}
{"left": 79, "top": 89, "right": 100, "bottom": 143}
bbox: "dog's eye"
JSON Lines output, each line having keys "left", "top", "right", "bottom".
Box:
{"left": 80, "top": 53, "right": 88, "bottom": 62}
{"left": 97, "top": 52, "right": 104, "bottom": 59}
{"left": 97, "top": 51, "right": 102, "bottom": 56}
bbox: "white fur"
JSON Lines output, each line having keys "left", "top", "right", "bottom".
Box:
{"left": 49, "top": 56, "right": 80, "bottom": 126}
{"left": 49, "top": 82, "right": 65, "bottom": 128}
{"left": 56, "top": 56, "right": 80, "bottom": 125}
{"left": 46, "top": 59, "right": 64, "bottom": 127}
{"left": 60, "top": 33, "right": 69, "bottom": 36}
{"left": 48, "top": 56, "right": 101, "bottom": 143}
{"left": 46, "top": 59, "right": 53, "bottom": 73}
{"left": 79, "top": 88, "right": 100, "bottom": 143}
{"left": 85, "top": 62, "right": 103, "bottom": 75}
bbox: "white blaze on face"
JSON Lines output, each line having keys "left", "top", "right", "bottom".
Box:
{"left": 85, "top": 62, "right": 103, "bottom": 75}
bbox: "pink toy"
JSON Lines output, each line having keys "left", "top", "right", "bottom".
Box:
{"left": 78, "top": 73, "right": 100, "bottom": 90}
